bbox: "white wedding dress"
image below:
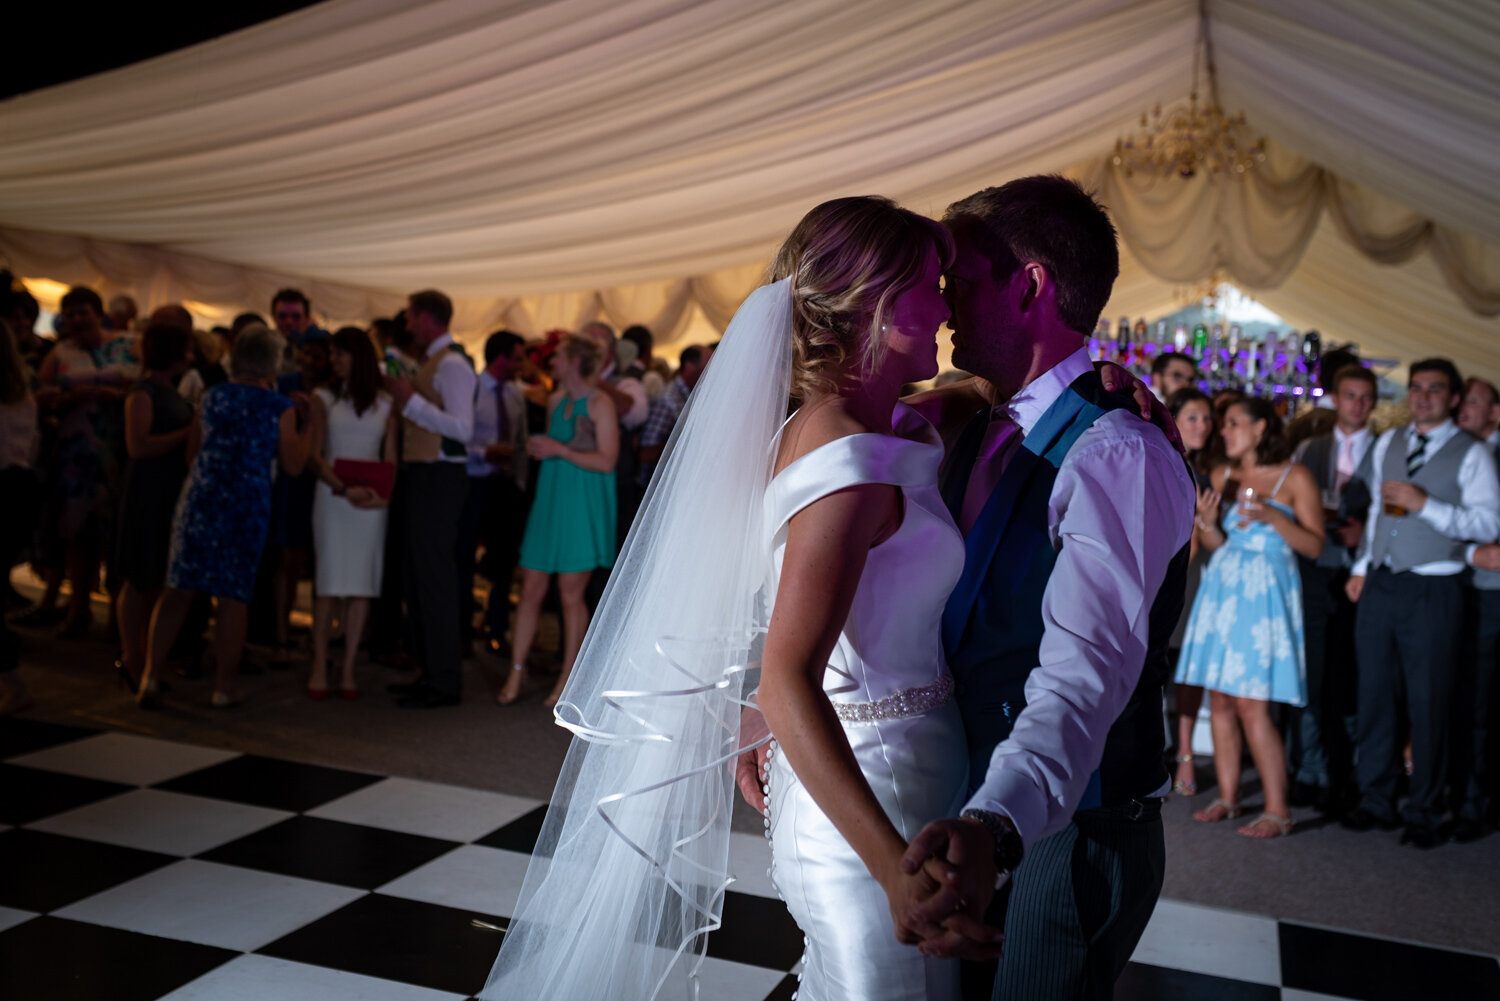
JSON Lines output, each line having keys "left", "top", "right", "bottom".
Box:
{"left": 762, "top": 401, "right": 970, "bottom": 1001}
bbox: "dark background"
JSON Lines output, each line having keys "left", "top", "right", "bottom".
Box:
{"left": 4, "top": 2, "right": 324, "bottom": 101}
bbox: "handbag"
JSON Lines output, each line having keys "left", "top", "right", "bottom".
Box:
{"left": 332, "top": 458, "right": 395, "bottom": 500}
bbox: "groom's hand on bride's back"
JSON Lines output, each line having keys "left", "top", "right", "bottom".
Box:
{"left": 1096, "top": 361, "right": 1186, "bottom": 456}
{"left": 734, "top": 708, "right": 773, "bottom": 809}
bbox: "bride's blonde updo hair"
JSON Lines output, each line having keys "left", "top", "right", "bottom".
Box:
{"left": 771, "top": 196, "right": 953, "bottom": 400}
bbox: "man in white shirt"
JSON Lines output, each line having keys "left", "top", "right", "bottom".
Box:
{"left": 385, "top": 289, "right": 476, "bottom": 708}
{"left": 1288, "top": 363, "right": 1377, "bottom": 813}
{"left": 457, "top": 330, "right": 529, "bottom": 655}
{"left": 896, "top": 176, "right": 1196, "bottom": 999}
{"left": 1343, "top": 359, "right": 1500, "bottom": 847}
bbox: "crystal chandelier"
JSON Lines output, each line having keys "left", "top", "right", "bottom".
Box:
{"left": 1113, "top": 1, "right": 1265, "bottom": 179}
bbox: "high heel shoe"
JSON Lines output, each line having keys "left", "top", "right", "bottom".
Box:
{"left": 338, "top": 686, "right": 360, "bottom": 702}
{"left": 495, "top": 665, "right": 526, "bottom": 705}
{"left": 136, "top": 678, "right": 162, "bottom": 711}
{"left": 1172, "top": 753, "right": 1197, "bottom": 796}
{"left": 306, "top": 684, "right": 329, "bottom": 701}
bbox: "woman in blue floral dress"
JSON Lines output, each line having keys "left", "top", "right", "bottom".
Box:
{"left": 138, "top": 325, "right": 309, "bottom": 709}
{"left": 1176, "top": 398, "right": 1325, "bottom": 838}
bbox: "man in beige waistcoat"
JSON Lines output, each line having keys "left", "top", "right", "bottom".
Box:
{"left": 384, "top": 289, "right": 476, "bottom": 708}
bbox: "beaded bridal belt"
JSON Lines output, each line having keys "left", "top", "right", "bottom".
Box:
{"left": 831, "top": 672, "right": 954, "bottom": 725}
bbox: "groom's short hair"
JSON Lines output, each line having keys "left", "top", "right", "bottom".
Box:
{"left": 944, "top": 175, "right": 1119, "bottom": 336}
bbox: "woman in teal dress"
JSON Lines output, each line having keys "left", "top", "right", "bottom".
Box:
{"left": 500, "top": 334, "right": 618, "bottom": 707}
{"left": 1176, "top": 398, "right": 1324, "bottom": 838}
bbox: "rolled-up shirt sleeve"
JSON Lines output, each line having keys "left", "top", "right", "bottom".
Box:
{"left": 962, "top": 424, "right": 1194, "bottom": 851}
{"left": 404, "top": 354, "right": 475, "bottom": 444}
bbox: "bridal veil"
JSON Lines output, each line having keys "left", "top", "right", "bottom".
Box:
{"left": 480, "top": 278, "right": 794, "bottom": 1000}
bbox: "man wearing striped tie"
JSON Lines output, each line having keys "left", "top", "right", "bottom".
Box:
{"left": 1343, "top": 359, "right": 1500, "bottom": 848}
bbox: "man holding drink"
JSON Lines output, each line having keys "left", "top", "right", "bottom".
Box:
{"left": 1343, "top": 359, "right": 1500, "bottom": 848}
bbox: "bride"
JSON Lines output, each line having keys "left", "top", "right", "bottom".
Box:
{"left": 481, "top": 197, "right": 971, "bottom": 1001}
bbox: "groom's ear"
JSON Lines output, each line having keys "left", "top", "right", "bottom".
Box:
{"left": 1018, "top": 263, "right": 1047, "bottom": 312}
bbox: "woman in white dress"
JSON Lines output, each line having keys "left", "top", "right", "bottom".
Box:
{"left": 306, "top": 327, "right": 396, "bottom": 699}
{"left": 482, "top": 197, "right": 968, "bottom": 1001}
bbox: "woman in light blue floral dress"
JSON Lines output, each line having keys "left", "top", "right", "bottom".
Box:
{"left": 1177, "top": 398, "right": 1325, "bottom": 838}
{"left": 137, "top": 326, "right": 309, "bottom": 710}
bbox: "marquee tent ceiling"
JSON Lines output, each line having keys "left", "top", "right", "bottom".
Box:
{"left": 1, "top": 0, "right": 1497, "bottom": 378}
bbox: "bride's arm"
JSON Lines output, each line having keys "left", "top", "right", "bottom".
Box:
{"left": 757, "top": 480, "right": 934, "bottom": 935}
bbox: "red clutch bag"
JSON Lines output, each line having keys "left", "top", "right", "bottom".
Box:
{"left": 332, "top": 459, "right": 394, "bottom": 500}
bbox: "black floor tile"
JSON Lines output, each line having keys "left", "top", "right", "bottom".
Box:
{"left": 474, "top": 804, "right": 556, "bottom": 855}
{"left": 1279, "top": 922, "right": 1500, "bottom": 1001}
{"left": 0, "top": 828, "right": 177, "bottom": 912}
{"left": 0, "top": 717, "right": 99, "bottom": 759}
{"left": 705, "top": 890, "right": 804, "bottom": 970}
{"left": 153, "top": 753, "right": 380, "bottom": 812}
{"left": 762, "top": 973, "right": 800, "bottom": 1001}
{"left": 1114, "top": 962, "right": 1279, "bottom": 1001}
{"left": 260, "top": 892, "right": 505, "bottom": 996}
{"left": 0, "top": 915, "right": 235, "bottom": 1001}
{"left": 0, "top": 763, "right": 131, "bottom": 826}
{"left": 199, "top": 815, "right": 460, "bottom": 889}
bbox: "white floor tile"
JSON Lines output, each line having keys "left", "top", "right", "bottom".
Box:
{"left": 157, "top": 955, "right": 466, "bottom": 1001}
{"left": 377, "top": 844, "right": 533, "bottom": 917}
{"left": 10, "top": 733, "right": 239, "bottom": 786}
{"left": 691, "top": 955, "right": 791, "bottom": 1001}
{"left": 1278, "top": 991, "right": 1354, "bottom": 1001}
{"left": 727, "top": 831, "right": 778, "bottom": 899}
{"left": 55, "top": 859, "right": 363, "bottom": 952}
{"left": 1130, "top": 897, "right": 1281, "bottom": 986}
{"left": 307, "top": 777, "right": 542, "bottom": 843}
{"left": 0, "top": 906, "right": 36, "bottom": 933}
{"left": 28, "top": 788, "right": 291, "bottom": 856}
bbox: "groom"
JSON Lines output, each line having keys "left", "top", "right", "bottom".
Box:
{"left": 899, "top": 176, "right": 1195, "bottom": 1000}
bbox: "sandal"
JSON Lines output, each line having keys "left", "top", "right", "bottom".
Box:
{"left": 1172, "top": 753, "right": 1197, "bottom": 796}
{"left": 1193, "top": 798, "right": 1242, "bottom": 823}
{"left": 1238, "top": 812, "right": 1293, "bottom": 838}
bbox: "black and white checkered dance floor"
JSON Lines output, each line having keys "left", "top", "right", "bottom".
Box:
{"left": 2, "top": 717, "right": 1497, "bottom": 1000}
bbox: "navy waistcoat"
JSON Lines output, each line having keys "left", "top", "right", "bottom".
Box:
{"left": 940, "top": 371, "right": 1190, "bottom": 811}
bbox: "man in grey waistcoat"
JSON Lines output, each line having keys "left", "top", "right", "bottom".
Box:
{"left": 1453, "top": 378, "right": 1500, "bottom": 841}
{"left": 1343, "top": 358, "right": 1500, "bottom": 848}
{"left": 1289, "top": 364, "right": 1377, "bottom": 814}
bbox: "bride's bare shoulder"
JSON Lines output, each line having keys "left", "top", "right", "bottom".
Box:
{"left": 774, "top": 399, "right": 872, "bottom": 476}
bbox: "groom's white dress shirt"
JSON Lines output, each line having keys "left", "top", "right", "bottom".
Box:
{"left": 960, "top": 347, "right": 1195, "bottom": 850}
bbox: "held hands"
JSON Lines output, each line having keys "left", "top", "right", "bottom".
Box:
{"left": 1382, "top": 480, "right": 1427, "bottom": 514}
{"left": 888, "top": 818, "right": 1005, "bottom": 961}
{"left": 1345, "top": 574, "right": 1366, "bottom": 603}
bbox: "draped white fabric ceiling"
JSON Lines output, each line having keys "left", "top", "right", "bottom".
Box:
{"left": 1, "top": 0, "right": 1497, "bottom": 377}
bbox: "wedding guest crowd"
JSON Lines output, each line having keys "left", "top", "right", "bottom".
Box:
{"left": 1166, "top": 351, "right": 1500, "bottom": 848}
{"left": 3, "top": 270, "right": 1497, "bottom": 849}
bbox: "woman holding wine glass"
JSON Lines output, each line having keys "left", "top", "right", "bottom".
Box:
{"left": 1174, "top": 398, "right": 1324, "bottom": 837}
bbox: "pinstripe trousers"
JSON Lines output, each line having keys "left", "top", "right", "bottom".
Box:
{"left": 961, "top": 799, "right": 1165, "bottom": 1001}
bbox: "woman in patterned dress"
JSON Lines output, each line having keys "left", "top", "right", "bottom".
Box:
{"left": 1176, "top": 398, "right": 1324, "bottom": 837}
{"left": 137, "top": 325, "right": 310, "bottom": 709}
